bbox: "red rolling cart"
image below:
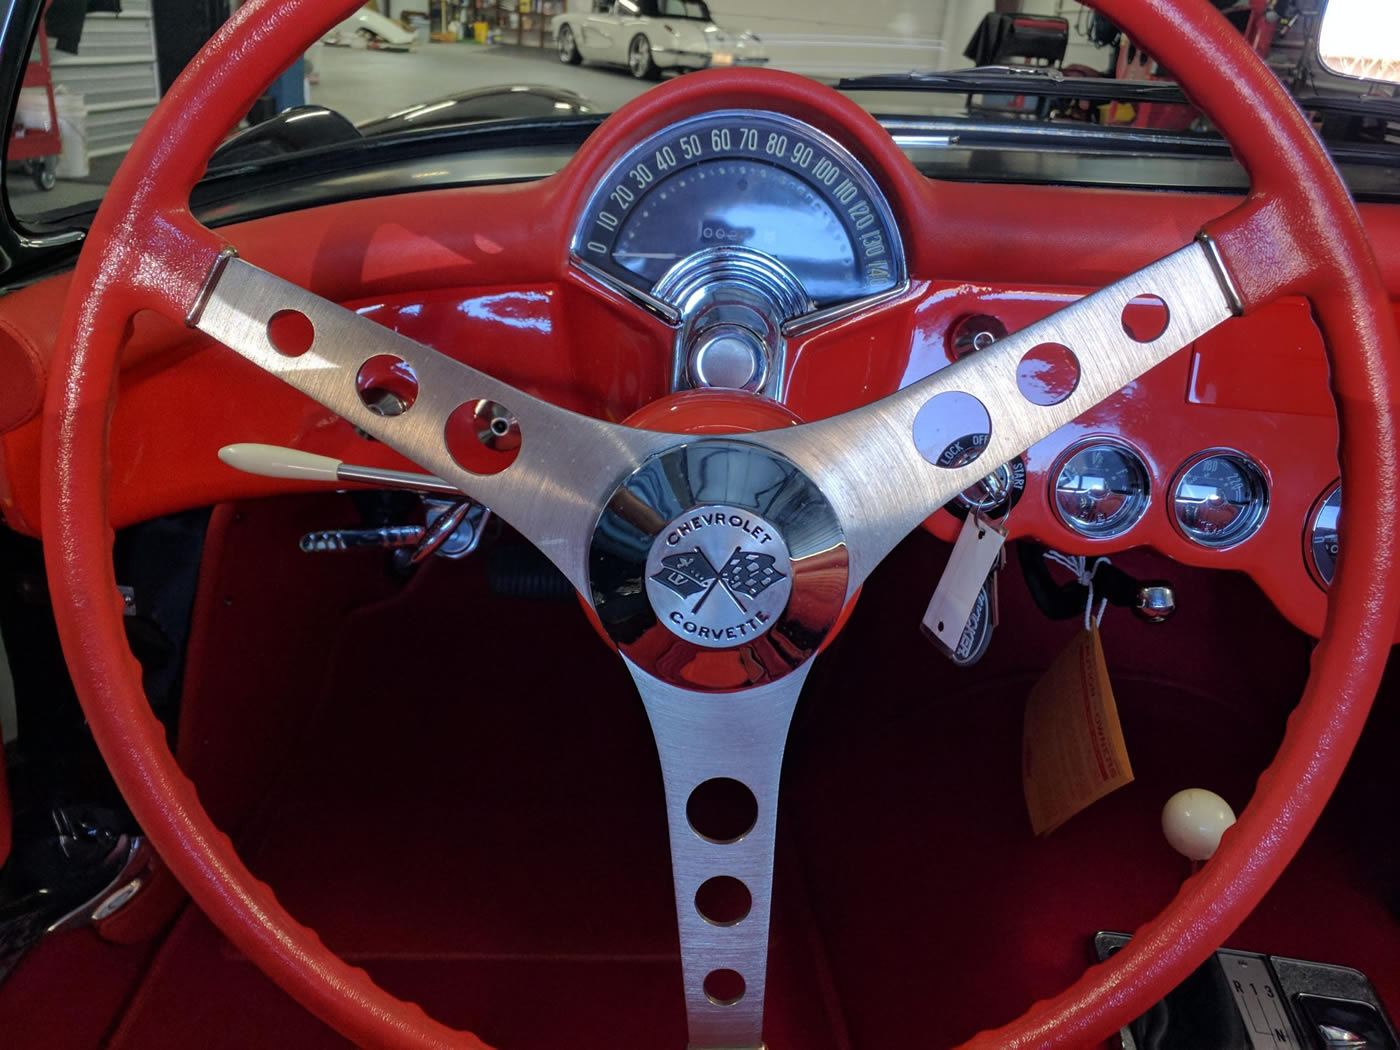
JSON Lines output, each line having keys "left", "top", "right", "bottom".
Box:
{"left": 10, "top": 18, "right": 62, "bottom": 191}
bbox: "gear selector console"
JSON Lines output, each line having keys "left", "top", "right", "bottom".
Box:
{"left": 1094, "top": 932, "right": 1398, "bottom": 1050}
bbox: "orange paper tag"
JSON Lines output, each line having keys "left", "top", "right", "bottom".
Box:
{"left": 1022, "top": 626, "right": 1134, "bottom": 836}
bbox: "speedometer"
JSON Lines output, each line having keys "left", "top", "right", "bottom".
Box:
{"left": 572, "top": 111, "right": 904, "bottom": 310}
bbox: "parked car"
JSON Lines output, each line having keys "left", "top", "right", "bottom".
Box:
{"left": 323, "top": 4, "right": 418, "bottom": 48}
{"left": 553, "top": 0, "right": 767, "bottom": 79}
{"left": 1, "top": 1, "right": 1399, "bottom": 1049}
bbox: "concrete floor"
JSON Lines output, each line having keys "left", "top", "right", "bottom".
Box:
{"left": 6, "top": 41, "right": 657, "bottom": 221}
{"left": 5, "top": 39, "right": 959, "bottom": 221}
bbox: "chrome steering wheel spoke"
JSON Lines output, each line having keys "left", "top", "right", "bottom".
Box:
{"left": 192, "top": 256, "right": 670, "bottom": 593}
{"left": 626, "top": 659, "right": 811, "bottom": 1050}
{"left": 763, "top": 240, "right": 1237, "bottom": 595}
{"left": 195, "top": 238, "right": 1238, "bottom": 1050}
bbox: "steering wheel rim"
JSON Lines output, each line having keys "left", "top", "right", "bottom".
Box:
{"left": 39, "top": 1, "right": 1400, "bottom": 1048}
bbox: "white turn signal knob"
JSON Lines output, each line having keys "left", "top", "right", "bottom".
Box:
{"left": 1162, "top": 788, "right": 1236, "bottom": 861}
{"left": 219, "top": 443, "right": 343, "bottom": 483}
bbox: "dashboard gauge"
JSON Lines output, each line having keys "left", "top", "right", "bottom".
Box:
{"left": 1052, "top": 440, "right": 1151, "bottom": 538}
{"left": 572, "top": 110, "right": 904, "bottom": 309}
{"left": 1170, "top": 451, "right": 1269, "bottom": 549}
{"left": 1307, "top": 483, "right": 1341, "bottom": 587}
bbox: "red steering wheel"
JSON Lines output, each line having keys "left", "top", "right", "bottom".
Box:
{"left": 40, "top": 0, "right": 1400, "bottom": 1047}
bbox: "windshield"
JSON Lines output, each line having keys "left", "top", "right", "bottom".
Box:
{"left": 652, "top": 0, "right": 712, "bottom": 20}
{"left": 4, "top": 0, "right": 1397, "bottom": 227}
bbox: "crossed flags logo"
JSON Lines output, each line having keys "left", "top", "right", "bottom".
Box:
{"left": 652, "top": 547, "right": 786, "bottom": 613}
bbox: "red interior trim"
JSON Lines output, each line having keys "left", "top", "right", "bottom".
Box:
{"left": 32, "top": 0, "right": 1400, "bottom": 1047}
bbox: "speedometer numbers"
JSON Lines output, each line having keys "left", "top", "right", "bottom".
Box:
{"left": 572, "top": 111, "right": 904, "bottom": 310}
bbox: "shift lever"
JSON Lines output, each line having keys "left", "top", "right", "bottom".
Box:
{"left": 1162, "top": 788, "right": 1236, "bottom": 861}
{"left": 218, "top": 442, "right": 460, "bottom": 495}
{"left": 219, "top": 443, "right": 489, "bottom": 563}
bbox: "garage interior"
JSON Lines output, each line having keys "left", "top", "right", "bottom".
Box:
{"left": 4, "top": 0, "right": 1173, "bottom": 219}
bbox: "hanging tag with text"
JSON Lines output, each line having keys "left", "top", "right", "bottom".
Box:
{"left": 921, "top": 513, "right": 1007, "bottom": 662}
{"left": 1022, "top": 625, "right": 1134, "bottom": 836}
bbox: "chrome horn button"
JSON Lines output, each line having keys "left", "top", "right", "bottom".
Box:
{"left": 589, "top": 439, "right": 847, "bottom": 688}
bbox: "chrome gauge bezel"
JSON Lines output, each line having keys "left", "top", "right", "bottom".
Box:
{"left": 1168, "top": 448, "right": 1271, "bottom": 550}
{"left": 569, "top": 109, "right": 908, "bottom": 324}
{"left": 1305, "top": 481, "right": 1342, "bottom": 589}
{"left": 1049, "top": 438, "right": 1152, "bottom": 540}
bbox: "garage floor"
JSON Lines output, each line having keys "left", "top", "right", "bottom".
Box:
{"left": 5, "top": 41, "right": 655, "bottom": 221}
{"left": 6, "top": 33, "right": 966, "bottom": 224}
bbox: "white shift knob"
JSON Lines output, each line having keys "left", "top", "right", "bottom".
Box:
{"left": 1162, "top": 788, "right": 1236, "bottom": 861}
{"left": 219, "top": 443, "right": 342, "bottom": 482}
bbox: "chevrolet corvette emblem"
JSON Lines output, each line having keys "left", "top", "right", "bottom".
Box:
{"left": 644, "top": 505, "right": 794, "bottom": 648}
{"left": 652, "top": 548, "right": 786, "bottom": 612}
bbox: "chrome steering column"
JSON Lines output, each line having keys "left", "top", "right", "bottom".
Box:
{"left": 654, "top": 246, "right": 814, "bottom": 401}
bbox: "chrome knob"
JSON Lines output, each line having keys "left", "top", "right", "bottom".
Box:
{"left": 1133, "top": 583, "right": 1177, "bottom": 623}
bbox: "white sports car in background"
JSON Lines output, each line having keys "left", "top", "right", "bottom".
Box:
{"left": 324, "top": 5, "right": 418, "bottom": 48}
{"left": 554, "top": 0, "right": 766, "bottom": 79}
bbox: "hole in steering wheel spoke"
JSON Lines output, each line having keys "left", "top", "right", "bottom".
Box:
{"left": 695, "top": 876, "right": 752, "bottom": 926}
{"left": 445, "top": 399, "right": 521, "bottom": 476}
{"left": 703, "top": 968, "right": 746, "bottom": 1007}
{"left": 1122, "top": 294, "right": 1170, "bottom": 342}
{"left": 267, "top": 310, "right": 314, "bottom": 357}
{"left": 1017, "top": 342, "right": 1080, "bottom": 407}
{"left": 356, "top": 355, "right": 419, "bottom": 417}
{"left": 687, "top": 778, "right": 758, "bottom": 844}
{"left": 912, "top": 390, "right": 992, "bottom": 469}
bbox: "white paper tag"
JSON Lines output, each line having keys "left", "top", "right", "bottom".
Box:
{"left": 921, "top": 514, "right": 1007, "bottom": 656}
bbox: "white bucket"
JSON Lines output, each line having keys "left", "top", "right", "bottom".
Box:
{"left": 54, "top": 88, "right": 88, "bottom": 179}
{"left": 15, "top": 86, "right": 52, "bottom": 133}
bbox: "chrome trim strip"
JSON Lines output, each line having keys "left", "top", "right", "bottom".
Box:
{"left": 185, "top": 246, "right": 238, "bottom": 328}
{"left": 571, "top": 255, "right": 682, "bottom": 325}
{"left": 889, "top": 134, "right": 957, "bottom": 149}
{"left": 880, "top": 115, "right": 1232, "bottom": 152}
{"left": 782, "top": 279, "right": 913, "bottom": 337}
{"left": 335, "top": 463, "right": 462, "bottom": 496}
{"left": 1194, "top": 230, "right": 1245, "bottom": 316}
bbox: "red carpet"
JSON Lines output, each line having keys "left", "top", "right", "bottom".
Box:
{"left": 3, "top": 511, "right": 1396, "bottom": 1048}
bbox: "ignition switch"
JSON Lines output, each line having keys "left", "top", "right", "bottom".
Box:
{"left": 943, "top": 313, "right": 1023, "bottom": 520}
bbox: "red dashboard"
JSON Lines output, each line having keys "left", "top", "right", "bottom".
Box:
{"left": 1, "top": 70, "right": 1398, "bottom": 645}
